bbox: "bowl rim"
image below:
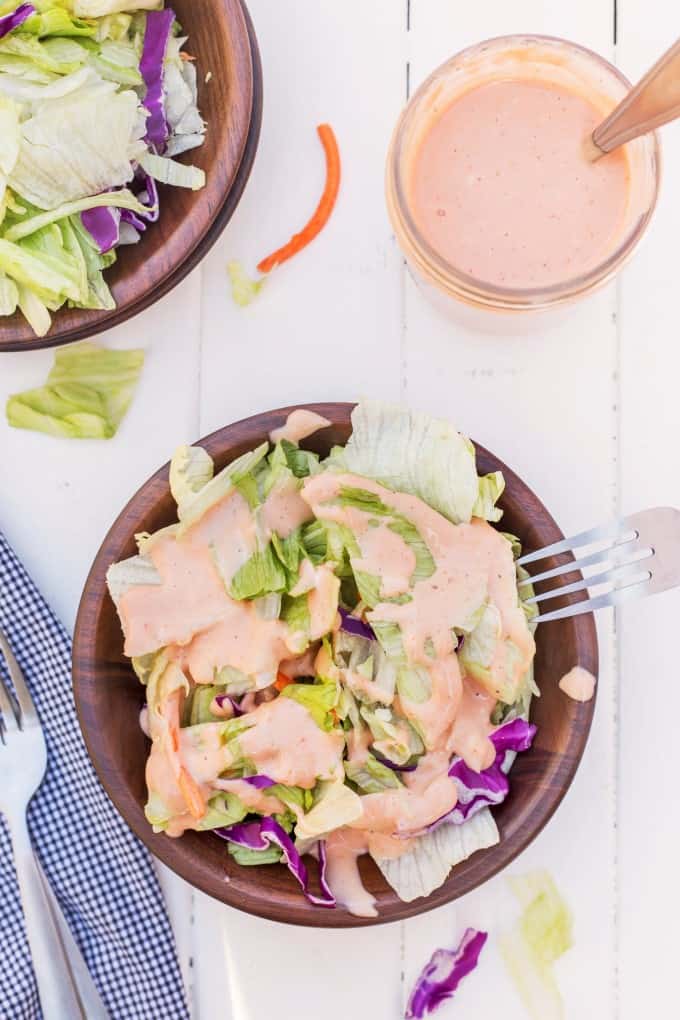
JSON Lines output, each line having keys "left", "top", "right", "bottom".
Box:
{"left": 72, "top": 402, "right": 598, "bottom": 927}
{"left": 0, "top": 0, "right": 262, "bottom": 354}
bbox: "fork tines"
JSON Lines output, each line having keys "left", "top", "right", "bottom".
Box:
{"left": 516, "top": 508, "right": 680, "bottom": 623}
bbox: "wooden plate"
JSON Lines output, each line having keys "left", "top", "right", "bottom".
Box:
{"left": 73, "top": 403, "right": 598, "bottom": 927}
{"left": 0, "top": 0, "right": 262, "bottom": 353}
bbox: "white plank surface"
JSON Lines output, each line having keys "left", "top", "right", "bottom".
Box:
{"left": 2, "top": 0, "right": 678, "bottom": 1017}
{"left": 615, "top": 6, "right": 680, "bottom": 1019}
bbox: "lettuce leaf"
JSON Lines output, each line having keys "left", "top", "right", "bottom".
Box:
{"left": 345, "top": 752, "right": 402, "bottom": 793}
{"left": 73, "top": 0, "right": 161, "bottom": 15}
{"left": 360, "top": 705, "right": 423, "bottom": 765}
{"left": 373, "top": 807, "right": 499, "bottom": 902}
{"left": 0, "top": 270, "right": 17, "bottom": 314}
{"left": 473, "top": 471, "right": 505, "bottom": 522}
{"left": 197, "top": 791, "right": 248, "bottom": 832}
{"left": 0, "top": 96, "right": 20, "bottom": 205}
{"left": 336, "top": 400, "right": 480, "bottom": 525}
{"left": 228, "top": 842, "right": 283, "bottom": 866}
{"left": 176, "top": 443, "right": 269, "bottom": 532}
{"left": 294, "top": 778, "right": 363, "bottom": 841}
{"left": 228, "top": 542, "right": 288, "bottom": 601}
{"left": 9, "top": 74, "right": 144, "bottom": 209}
{"left": 6, "top": 341, "right": 144, "bottom": 439}
{"left": 337, "top": 486, "right": 436, "bottom": 588}
{"left": 169, "top": 444, "right": 214, "bottom": 512}
{"left": 138, "top": 150, "right": 205, "bottom": 191}
{"left": 280, "top": 676, "right": 339, "bottom": 730}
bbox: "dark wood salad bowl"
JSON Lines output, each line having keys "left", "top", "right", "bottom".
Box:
{"left": 0, "top": 0, "right": 261, "bottom": 353}
{"left": 73, "top": 403, "right": 598, "bottom": 927}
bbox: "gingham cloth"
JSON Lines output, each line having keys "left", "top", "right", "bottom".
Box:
{"left": 0, "top": 531, "right": 190, "bottom": 1020}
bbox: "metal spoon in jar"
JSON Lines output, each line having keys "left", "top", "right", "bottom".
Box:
{"left": 586, "top": 36, "right": 680, "bottom": 160}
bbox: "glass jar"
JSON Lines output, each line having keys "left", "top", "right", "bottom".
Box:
{"left": 385, "top": 35, "right": 661, "bottom": 332}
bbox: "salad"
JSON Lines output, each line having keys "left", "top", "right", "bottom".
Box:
{"left": 107, "top": 401, "right": 539, "bottom": 917}
{"left": 0, "top": 0, "right": 206, "bottom": 338}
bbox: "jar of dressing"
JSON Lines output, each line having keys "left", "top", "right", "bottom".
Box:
{"left": 386, "top": 35, "right": 661, "bottom": 332}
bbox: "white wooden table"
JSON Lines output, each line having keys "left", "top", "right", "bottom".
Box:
{"left": 1, "top": 1, "right": 678, "bottom": 1016}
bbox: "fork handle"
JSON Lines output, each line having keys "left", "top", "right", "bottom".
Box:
{"left": 9, "top": 813, "right": 85, "bottom": 1020}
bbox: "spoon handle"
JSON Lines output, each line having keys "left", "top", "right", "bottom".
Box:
{"left": 593, "top": 36, "right": 680, "bottom": 153}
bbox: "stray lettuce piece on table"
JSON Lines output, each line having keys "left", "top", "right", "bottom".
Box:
{"left": 500, "top": 870, "right": 573, "bottom": 1020}
{"left": 228, "top": 260, "right": 265, "bottom": 307}
{"left": 6, "top": 341, "right": 144, "bottom": 439}
{"left": 405, "top": 928, "right": 488, "bottom": 1019}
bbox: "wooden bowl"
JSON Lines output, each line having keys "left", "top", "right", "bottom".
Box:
{"left": 73, "top": 403, "right": 598, "bottom": 927}
{"left": 0, "top": 0, "right": 262, "bottom": 353}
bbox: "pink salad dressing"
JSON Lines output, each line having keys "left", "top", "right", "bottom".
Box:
{"left": 270, "top": 409, "right": 330, "bottom": 445}
{"left": 559, "top": 666, "right": 596, "bottom": 702}
{"left": 410, "top": 79, "right": 630, "bottom": 289}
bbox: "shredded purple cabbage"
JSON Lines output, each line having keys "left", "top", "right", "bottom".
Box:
{"left": 133, "top": 170, "right": 160, "bottom": 223}
{"left": 216, "top": 819, "right": 336, "bottom": 908}
{"left": 317, "top": 839, "right": 333, "bottom": 902}
{"left": 214, "top": 693, "right": 244, "bottom": 717}
{"left": 405, "top": 928, "right": 488, "bottom": 1018}
{"left": 0, "top": 2, "right": 34, "bottom": 39}
{"left": 372, "top": 748, "right": 417, "bottom": 773}
{"left": 445, "top": 717, "right": 536, "bottom": 825}
{"left": 339, "top": 606, "right": 375, "bottom": 641}
{"left": 120, "top": 209, "right": 148, "bottom": 233}
{"left": 398, "top": 718, "right": 536, "bottom": 837}
{"left": 242, "top": 775, "right": 276, "bottom": 789}
{"left": 140, "top": 8, "right": 175, "bottom": 151}
{"left": 81, "top": 207, "right": 120, "bottom": 254}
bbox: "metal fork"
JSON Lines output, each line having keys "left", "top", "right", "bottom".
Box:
{"left": 0, "top": 629, "right": 85, "bottom": 1020}
{"left": 518, "top": 507, "right": 680, "bottom": 623}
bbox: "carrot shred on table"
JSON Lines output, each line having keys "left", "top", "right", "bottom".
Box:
{"left": 257, "top": 123, "right": 341, "bottom": 274}
{"left": 180, "top": 51, "right": 196, "bottom": 61}
{"left": 275, "top": 671, "right": 295, "bottom": 692}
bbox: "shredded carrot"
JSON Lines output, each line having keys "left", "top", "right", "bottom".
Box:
{"left": 180, "top": 51, "right": 196, "bottom": 62}
{"left": 178, "top": 768, "right": 206, "bottom": 820}
{"left": 257, "top": 123, "right": 341, "bottom": 274}
{"left": 275, "top": 671, "right": 295, "bottom": 692}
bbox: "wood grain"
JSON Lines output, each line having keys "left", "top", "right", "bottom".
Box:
{"left": 72, "top": 403, "right": 598, "bottom": 927}
{"left": 0, "top": 0, "right": 261, "bottom": 353}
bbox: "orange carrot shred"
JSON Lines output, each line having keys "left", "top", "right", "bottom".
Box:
{"left": 257, "top": 123, "right": 341, "bottom": 274}
{"left": 178, "top": 768, "right": 206, "bottom": 820}
{"left": 180, "top": 51, "right": 196, "bottom": 62}
{"left": 275, "top": 671, "right": 295, "bottom": 692}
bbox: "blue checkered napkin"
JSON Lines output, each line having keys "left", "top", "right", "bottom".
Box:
{"left": 0, "top": 532, "right": 190, "bottom": 1020}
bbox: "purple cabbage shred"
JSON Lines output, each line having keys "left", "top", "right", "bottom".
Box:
{"left": 0, "top": 3, "right": 35, "bottom": 39}
{"left": 213, "top": 693, "right": 244, "bottom": 717}
{"left": 139, "top": 8, "right": 175, "bottom": 151}
{"left": 242, "top": 775, "right": 276, "bottom": 789}
{"left": 405, "top": 928, "right": 488, "bottom": 1018}
{"left": 215, "top": 818, "right": 336, "bottom": 908}
{"left": 339, "top": 606, "right": 375, "bottom": 641}
{"left": 81, "top": 207, "right": 120, "bottom": 254}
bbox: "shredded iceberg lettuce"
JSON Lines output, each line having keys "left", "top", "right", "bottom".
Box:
{"left": 0, "top": 0, "right": 206, "bottom": 337}
{"left": 6, "top": 341, "right": 144, "bottom": 438}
